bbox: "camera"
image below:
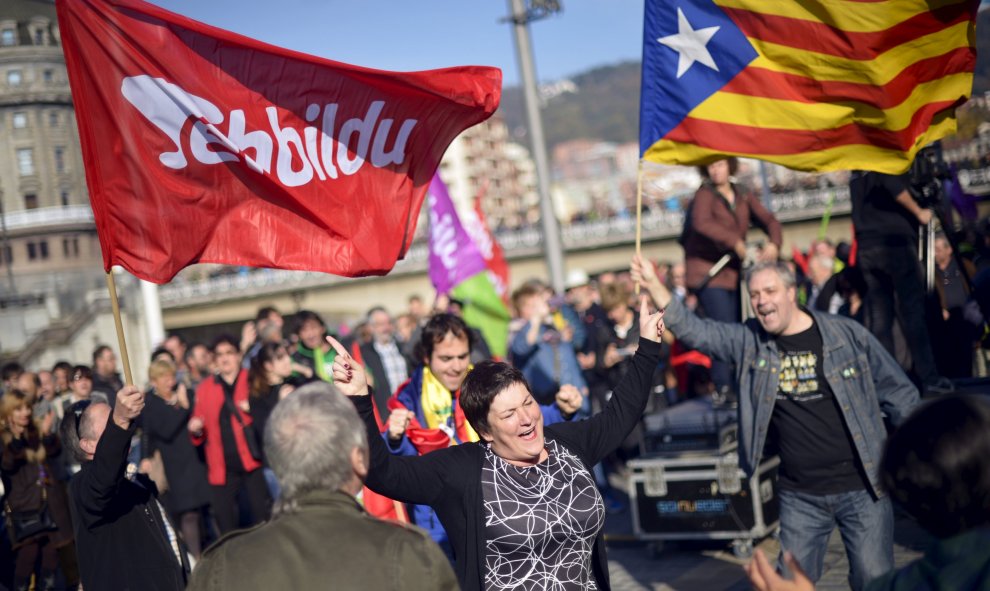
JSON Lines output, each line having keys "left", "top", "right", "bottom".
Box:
{"left": 907, "top": 142, "right": 948, "bottom": 208}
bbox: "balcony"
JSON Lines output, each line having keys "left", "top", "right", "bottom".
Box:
{"left": 1, "top": 205, "right": 93, "bottom": 231}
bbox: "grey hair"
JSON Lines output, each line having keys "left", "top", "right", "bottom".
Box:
{"left": 745, "top": 261, "right": 796, "bottom": 290}
{"left": 264, "top": 381, "right": 368, "bottom": 516}
{"left": 60, "top": 401, "right": 109, "bottom": 463}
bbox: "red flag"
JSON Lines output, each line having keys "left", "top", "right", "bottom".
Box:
{"left": 464, "top": 183, "right": 510, "bottom": 305}
{"left": 56, "top": 0, "right": 501, "bottom": 283}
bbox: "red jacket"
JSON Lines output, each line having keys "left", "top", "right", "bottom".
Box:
{"left": 190, "top": 371, "right": 261, "bottom": 485}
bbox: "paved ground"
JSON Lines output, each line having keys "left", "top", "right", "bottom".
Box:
{"left": 602, "top": 487, "right": 933, "bottom": 591}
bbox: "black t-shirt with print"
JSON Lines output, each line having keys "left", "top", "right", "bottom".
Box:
{"left": 769, "top": 321, "right": 866, "bottom": 494}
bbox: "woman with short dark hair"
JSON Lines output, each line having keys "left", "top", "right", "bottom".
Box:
{"left": 330, "top": 297, "right": 665, "bottom": 591}
{"left": 187, "top": 335, "right": 270, "bottom": 533}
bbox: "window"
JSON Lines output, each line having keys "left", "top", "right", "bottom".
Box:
{"left": 7, "top": 70, "right": 22, "bottom": 86}
{"left": 39, "top": 241, "right": 49, "bottom": 260}
{"left": 54, "top": 147, "right": 65, "bottom": 173}
{"left": 12, "top": 112, "right": 27, "bottom": 129}
{"left": 60, "top": 190, "right": 69, "bottom": 207}
{"left": 33, "top": 29, "right": 44, "bottom": 46}
{"left": 27, "top": 242, "right": 37, "bottom": 261}
{"left": 16, "top": 149, "right": 34, "bottom": 176}
{"left": 2, "top": 246, "right": 12, "bottom": 265}
{"left": 43, "top": 69, "right": 53, "bottom": 83}
{"left": 23, "top": 194, "right": 37, "bottom": 210}
{"left": 48, "top": 111, "right": 58, "bottom": 127}
{"left": 62, "top": 237, "right": 79, "bottom": 258}
{"left": 1, "top": 29, "right": 15, "bottom": 47}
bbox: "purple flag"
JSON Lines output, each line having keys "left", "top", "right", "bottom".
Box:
{"left": 948, "top": 164, "right": 978, "bottom": 221}
{"left": 428, "top": 173, "right": 488, "bottom": 294}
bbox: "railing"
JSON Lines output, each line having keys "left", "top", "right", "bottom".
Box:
{"left": 1, "top": 205, "right": 93, "bottom": 231}
{"left": 158, "top": 186, "right": 852, "bottom": 306}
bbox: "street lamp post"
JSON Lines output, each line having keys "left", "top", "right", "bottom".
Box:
{"left": 505, "top": 0, "right": 566, "bottom": 294}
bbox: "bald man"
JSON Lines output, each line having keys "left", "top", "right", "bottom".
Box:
{"left": 62, "top": 387, "right": 189, "bottom": 590}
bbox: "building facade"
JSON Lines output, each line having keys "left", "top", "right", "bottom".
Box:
{"left": 436, "top": 114, "right": 539, "bottom": 232}
{"left": 0, "top": 0, "right": 103, "bottom": 304}
{"left": 0, "top": 0, "right": 146, "bottom": 368}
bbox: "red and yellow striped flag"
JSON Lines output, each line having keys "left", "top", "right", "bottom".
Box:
{"left": 640, "top": 0, "right": 979, "bottom": 174}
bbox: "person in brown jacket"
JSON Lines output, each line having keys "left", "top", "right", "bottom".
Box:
{"left": 680, "top": 157, "right": 782, "bottom": 398}
{"left": 188, "top": 381, "right": 457, "bottom": 591}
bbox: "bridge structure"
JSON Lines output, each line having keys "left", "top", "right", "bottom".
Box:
{"left": 160, "top": 186, "right": 855, "bottom": 331}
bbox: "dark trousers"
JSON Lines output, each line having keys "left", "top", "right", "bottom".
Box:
{"left": 14, "top": 537, "right": 57, "bottom": 589}
{"left": 696, "top": 286, "right": 740, "bottom": 392}
{"left": 933, "top": 307, "right": 974, "bottom": 378}
{"left": 857, "top": 245, "right": 938, "bottom": 384}
{"left": 210, "top": 469, "right": 270, "bottom": 534}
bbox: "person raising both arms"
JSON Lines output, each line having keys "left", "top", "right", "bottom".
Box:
{"left": 327, "top": 297, "right": 665, "bottom": 591}
{"left": 381, "top": 313, "right": 584, "bottom": 557}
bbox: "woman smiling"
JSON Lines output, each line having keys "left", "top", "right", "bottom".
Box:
{"left": 328, "top": 296, "right": 665, "bottom": 591}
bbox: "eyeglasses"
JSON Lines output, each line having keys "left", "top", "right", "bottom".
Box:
{"left": 73, "top": 372, "right": 91, "bottom": 381}
{"left": 68, "top": 399, "right": 93, "bottom": 438}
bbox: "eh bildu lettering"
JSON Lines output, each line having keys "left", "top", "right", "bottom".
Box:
{"left": 121, "top": 75, "right": 418, "bottom": 187}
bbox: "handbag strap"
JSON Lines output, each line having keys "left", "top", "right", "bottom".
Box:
{"left": 37, "top": 464, "right": 49, "bottom": 503}
{"left": 219, "top": 381, "right": 248, "bottom": 428}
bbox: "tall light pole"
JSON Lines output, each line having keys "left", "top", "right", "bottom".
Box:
{"left": 505, "top": 0, "right": 566, "bottom": 294}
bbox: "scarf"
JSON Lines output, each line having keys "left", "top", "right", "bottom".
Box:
{"left": 420, "top": 366, "right": 479, "bottom": 444}
{"left": 388, "top": 367, "right": 479, "bottom": 455}
{"left": 296, "top": 344, "right": 336, "bottom": 382}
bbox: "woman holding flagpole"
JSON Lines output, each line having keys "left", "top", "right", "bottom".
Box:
{"left": 327, "top": 296, "right": 665, "bottom": 591}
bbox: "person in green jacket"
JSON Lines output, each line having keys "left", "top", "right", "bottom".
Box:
{"left": 290, "top": 310, "right": 336, "bottom": 382}
{"left": 187, "top": 382, "right": 457, "bottom": 591}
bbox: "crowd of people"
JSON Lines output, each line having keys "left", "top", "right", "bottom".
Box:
{"left": 0, "top": 282, "right": 656, "bottom": 590}
{"left": 1, "top": 159, "right": 989, "bottom": 590}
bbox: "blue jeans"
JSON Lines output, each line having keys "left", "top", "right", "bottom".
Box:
{"left": 263, "top": 467, "right": 281, "bottom": 502}
{"left": 778, "top": 488, "right": 893, "bottom": 591}
{"left": 696, "top": 286, "right": 739, "bottom": 392}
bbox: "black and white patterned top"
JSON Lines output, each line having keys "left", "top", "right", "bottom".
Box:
{"left": 482, "top": 438, "right": 605, "bottom": 590}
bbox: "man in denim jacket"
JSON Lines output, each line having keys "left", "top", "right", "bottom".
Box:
{"left": 632, "top": 256, "right": 918, "bottom": 591}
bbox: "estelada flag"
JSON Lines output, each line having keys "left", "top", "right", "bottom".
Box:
{"left": 640, "top": 0, "right": 978, "bottom": 174}
{"left": 55, "top": 0, "right": 501, "bottom": 283}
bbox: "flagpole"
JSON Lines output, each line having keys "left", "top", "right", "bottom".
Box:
{"left": 105, "top": 270, "right": 134, "bottom": 386}
{"left": 506, "top": 0, "right": 566, "bottom": 295}
{"left": 635, "top": 160, "right": 643, "bottom": 296}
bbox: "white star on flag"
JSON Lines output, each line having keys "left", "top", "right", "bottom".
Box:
{"left": 658, "top": 8, "right": 721, "bottom": 79}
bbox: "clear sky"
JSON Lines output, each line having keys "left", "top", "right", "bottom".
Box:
{"left": 146, "top": 1, "right": 645, "bottom": 87}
